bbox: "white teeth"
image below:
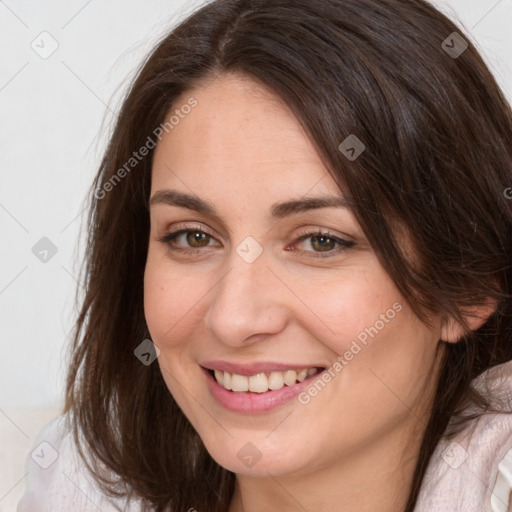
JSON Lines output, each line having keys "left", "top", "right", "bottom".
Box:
{"left": 249, "top": 373, "right": 268, "bottom": 393}
{"left": 211, "top": 367, "right": 321, "bottom": 393}
{"left": 223, "top": 372, "right": 232, "bottom": 391}
{"left": 297, "top": 369, "right": 308, "bottom": 382}
{"left": 268, "top": 371, "right": 284, "bottom": 390}
{"left": 283, "top": 370, "right": 297, "bottom": 386}
{"left": 231, "top": 373, "right": 249, "bottom": 392}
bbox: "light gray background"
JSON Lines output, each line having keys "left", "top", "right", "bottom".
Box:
{"left": 1, "top": 0, "right": 511, "bottom": 411}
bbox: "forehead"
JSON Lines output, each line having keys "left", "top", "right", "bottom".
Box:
{"left": 150, "top": 73, "right": 342, "bottom": 199}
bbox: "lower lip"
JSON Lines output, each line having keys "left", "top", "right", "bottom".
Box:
{"left": 202, "top": 367, "right": 323, "bottom": 414}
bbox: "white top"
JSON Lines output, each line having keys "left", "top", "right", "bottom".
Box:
{"left": 17, "top": 359, "right": 512, "bottom": 512}
{"left": 415, "top": 358, "right": 512, "bottom": 512}
{"left": 16, "top": 411, "right": 143, "bottom": 512}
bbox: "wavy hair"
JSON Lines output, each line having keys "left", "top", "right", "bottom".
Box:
{"left": 63, "top": 0, "right": 512, "bottom": 510}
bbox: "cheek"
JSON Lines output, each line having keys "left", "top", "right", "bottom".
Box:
{"left": 143, "top": 253, "right": 212, "bottom": 349}
{"left": 327, "top": 301, "right": 437, "bottom": 422}
{"left": 143, "top": 259, "right": 201, "bottom": 399}
{"left": 297, "top": 261, "right": 400, "bottom": 356}
{"left": 143, "top": 255, "right": 189, "bottom": 344}
{"left": 306, "top": 273, "right": 431, "bottom": 388}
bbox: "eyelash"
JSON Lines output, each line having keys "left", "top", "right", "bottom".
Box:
{"left": 157, "top": 225, "right": 355, "bottom": 259}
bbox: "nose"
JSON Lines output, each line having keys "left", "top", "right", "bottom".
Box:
{"left": 203, "top": 245, "right": 289, "bottom": 347}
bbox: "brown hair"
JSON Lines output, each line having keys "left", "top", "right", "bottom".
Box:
{"left": 63, "top": 0, "right": 512, "bottom": 510}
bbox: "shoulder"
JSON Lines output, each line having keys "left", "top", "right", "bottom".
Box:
{"left": 415, "top": 360, "right": 512, "bottom": 512}
{"left": 17, "top": 412, "right": 145, "bottom": 512}
{"left": 492, "top": 447, "right": 512, "bottom": 512}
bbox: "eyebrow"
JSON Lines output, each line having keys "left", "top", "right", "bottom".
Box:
{"left": 149, "top": 189, "right": 351, "bottom": 220}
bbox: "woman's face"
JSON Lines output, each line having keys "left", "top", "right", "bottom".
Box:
{"left": 144, "top": 73, "right": 444, "bottom": 478}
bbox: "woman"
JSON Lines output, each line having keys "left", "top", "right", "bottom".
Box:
{"left": 18, "top": 0, "right": 512, "bottom": 511}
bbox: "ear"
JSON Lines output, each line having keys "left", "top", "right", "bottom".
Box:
{"left": 440, "top": 298, "right": 498, "bottom": 343}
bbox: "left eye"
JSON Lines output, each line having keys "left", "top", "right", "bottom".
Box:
{"left": 291, "top": 230, "right": 355, "bottom": 258}
{"left": 157, "top": 228, "right": 355, "bottom": 258}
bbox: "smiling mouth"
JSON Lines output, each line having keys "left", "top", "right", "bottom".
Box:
{"left": 207, "top": 367, "right": 324, "bottom": 393}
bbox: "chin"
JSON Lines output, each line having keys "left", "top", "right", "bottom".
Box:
{"left": 201, "top": 436, "right": 305, "bottom": 477}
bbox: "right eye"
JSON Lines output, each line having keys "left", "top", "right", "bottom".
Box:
{"left": 157, "top": 226, "right": 220, "bottom": 254}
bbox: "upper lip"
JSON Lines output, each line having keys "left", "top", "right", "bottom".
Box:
{"left": 200, "top": 360, "right": 325, "bottom": 376}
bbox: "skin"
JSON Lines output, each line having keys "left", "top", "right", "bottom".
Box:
{"left": 143, "top": 73, "right": 485, "bottom": 512}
